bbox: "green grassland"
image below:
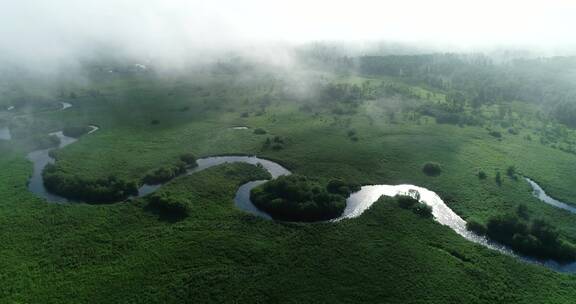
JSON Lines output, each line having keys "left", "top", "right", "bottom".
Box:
{"left": 3, "top": 65, "right": 576, "bottom": 302}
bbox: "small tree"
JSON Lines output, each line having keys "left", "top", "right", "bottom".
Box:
{"left": 507, "top": 165, "right": 518, "bottom": 180}
{"left": 254, "top": 128, "right": 267, "bottom": 135}
{"left": 477, "top": 170, "right": 487, "bottom": 180}
{"left": 180, "top": 153, "right": 198, "bottom": 167}
{"left": 422, "top": 162, "right": 442, "bottom": 176}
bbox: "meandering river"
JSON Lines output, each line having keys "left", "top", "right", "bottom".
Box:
{"left": 22, "top": 119, "right": 576, "bottom": 272}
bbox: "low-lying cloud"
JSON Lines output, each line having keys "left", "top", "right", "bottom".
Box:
{"left": 1, "top": 0, "right": 576, "bottom": 73}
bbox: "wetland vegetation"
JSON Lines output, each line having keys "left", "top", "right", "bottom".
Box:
{"left": 3, "top": 41, "right": 576, "bottom": 303}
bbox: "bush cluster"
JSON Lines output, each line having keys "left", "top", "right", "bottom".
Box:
{"left": 396, "top": 195, "right": 433, "bottom": 218}
{"left": 466, "top": 206, "right": 576, "bottom": 261}
{"left": 62, "top": 126, "right": 93, "bottom": 138}
{"left": 143, "top": 153, "right": 198, "bottom": 184}
{"left": 143, "top": 162, "right": 186, "bottom": 184}
{"left": 43, "top": 164, "right": 138, "bottom": 203}
{"left": 147, "top": 192, "right": 190, "bottom": 218}
{"left": 251, "top": 175, "right": 347, "bottom": 222}
{"left": 326, "top": 179, "right": 361, "bottom": 196}
{"left": 422, "top": 162, "right": 442, "bottom": 176}
{"left": 263, "top": 136, "right": 285, "bottom": 151}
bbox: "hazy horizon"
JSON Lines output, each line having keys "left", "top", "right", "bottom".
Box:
{"left": 2, "top": 0, "right": 576, "bottom": 70}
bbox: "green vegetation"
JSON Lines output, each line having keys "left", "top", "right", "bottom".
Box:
{"left": 262, "top": 135, "right": 285, "bottom": 151}
{"left": 43, "top": 164, "right": 139, "bottom": 203}
{"left": 467, "top": 206, "right": 576, "bottom": 261}
{"left": 179, "top": 152, "right": 198, "bottom": 166}
{"left": 62, "top": 125, "right": 93, "bottom": 138}
{"left": 477, "top": 170, "right": 487, "bottom": 179}
{"left": 3, "top": 52, "right": 576, "bottom": 302}
{"left": 396, "top": 194, "right": 433, "bottom": 218}
{"left": 147, "top": 192, "right": 191, "bottom": 219}
{"left": 326, "top": 179, "right": 361, "bottom": 196}
{"left": 422, "top": 162, "right": 442, "bottom": 176}
{"left": 253, "top": 128, "right": 267, "bottom": 135}
{"left": 251, "top": 175, "right": 346, "bottom": 221}
{"left": 143, "top": 162, "right": 186, "bottom": 184}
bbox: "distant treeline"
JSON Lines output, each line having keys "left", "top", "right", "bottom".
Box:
{"left": 358, "top": 55, "right": 576, "bottom": 127}
{"left": 301, "top": 49, "right": 576, "bottom": 127}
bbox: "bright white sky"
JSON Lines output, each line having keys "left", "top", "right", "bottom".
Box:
{"left": 210, "top": 0, "right": 576, "bottom": 46}
{"left": 1, "top": 0, "right": 575, "bottom": 66}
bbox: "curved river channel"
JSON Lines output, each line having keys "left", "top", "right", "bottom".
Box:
{"left": 22, "top": 123, "right": 576, "bottom": 273}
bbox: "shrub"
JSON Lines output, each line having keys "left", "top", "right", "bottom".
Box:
{"left": 148, "top": 192, "right": 190, "bottom": 218}
{"left": 397, "top": 195, "right": 419, "bottom": 209}
{"left": 326, "top": 179, "right": 361, "bottom": 196}
{"left": 477, "top": 170, "right": 487, "bottom": 179}
{"left": 63, "top": 126, "right": 93, "bottom": 138}
{"left": 253, "top": 128, "right": 267, "bottom": 135}
{"left": 413, "top": 204, "right": 433, "bottom": 218}
{"left": 489, "top": 130, "right": 502, "bottom": 138}
{"left": 396, "top": 195, "right": 433, "bottom": 218}
{"left": 469, "top": 208, "right": 576, "bottom": 262}
{"left": 251, "top": 175, "right": 346, "bottom": 222}
{"left": 422, "top": 162, "right": 442, "bottom": 176}
{"left": 143, "top": 162, "right": 187, "bottom": 184}
{"left": 179, "top": 153, "right": 198, "bottom": 166}
{"left": 151, "top": 119, "right": 160, "bottom": 125}
{"left": 466, "top": 220, "right": 487, "bottom": 235}
{"left": 43, "top": 166, "right": 138, "bottom": 203}
{"left": 506, "top": 165, "right": 517, "bottom": 179}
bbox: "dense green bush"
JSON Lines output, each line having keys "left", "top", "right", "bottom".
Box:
{"left": 251, "top": 175, "right": 346, "bottom": 222}
{"left": 43, "top": 164, "right": 138, "bottom": 203}
{"left": 466, "top": 220, "right": 487, "bottom": 235}
{"left": 253, "top": 128, "right": 267, "bottom": 135}
{"left": 422, "top": 162, "right": 442, "bottom": 176}
{"left": 147, "top": 192, "right": 190, "bottom": 218}
{"left": 413, "top": 204, "right": 433, "bottom": 218}
{"left": 477, "top": 170, "right": 487, "bottom": 179}
{"left": 179, "top": 153, "right": 198, "bottom": 166}
{"left": 144, "top": 154, "right": 198, "bottom": 184}
{"left": 143, "top": 162, "right": 187, "bottom": 184}
{"left": 506, "top": 165, "right": 517, "bottom": 179}
{"left": 397, "top": 195, "right": 419, "bottom": 209}
{"left": 466, "top": 206, "right": 576, "bottom": 262}
{"left": 263, "top": 136, "right": 286, "bottom": 151}
{"left": 396, "top": 195, "right": 433, "bottom": 218}
{"left": 62, "top": 126, "right": 93, "bottom": 138}
{"left": 326, "top": 179, "right": 361, "bottom": 196}
{"left": 489, "top": 130, "right": 502, "bottom": 138}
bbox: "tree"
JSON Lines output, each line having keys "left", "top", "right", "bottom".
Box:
{"left": 422, "top": 162, "right": 442, "bottom": 176}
